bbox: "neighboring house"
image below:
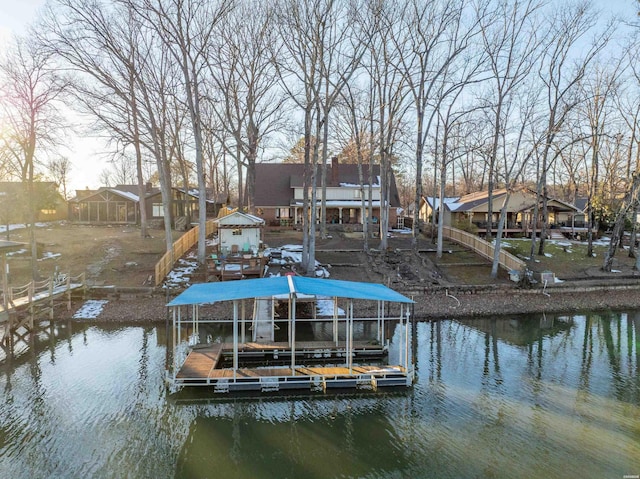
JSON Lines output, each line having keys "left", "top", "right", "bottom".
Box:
{"left": 214, "top": 211, "right": 264, "bottom": 255}
{"left": 418, "top": 196, "right": 460, "bottom": 224}
{"left": 253, "top": 157, "right": 402, "bottom": 228}
{"left": 0, "top": 181, "right": 67, "bottom": 224}
{"left": 420, "top": 187, "right": 582, "bottom": 237}
{"left": 68, "top": 184, "right": 223, "bottom": 225}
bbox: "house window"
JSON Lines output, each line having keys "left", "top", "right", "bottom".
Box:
{"left": 232, "top": 228, "right": 242, "bottom": 236}
{"left": 152, "top": 203, "right": 164, "bottom": 216}
{"left": 40, "top": 209, "right": 56, "bottom": 215}
{"left": 354, "top": 190, "right": 361, "bottom": 199}
{"left": 277, "top": 208, "right": 291, "bottom": 219}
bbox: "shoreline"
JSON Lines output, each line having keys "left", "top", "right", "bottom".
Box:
{"left": 60, "top": 281, "right": 640, "bottom": 322}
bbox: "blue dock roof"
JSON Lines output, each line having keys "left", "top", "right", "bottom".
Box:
{"left": 167, "top": 276, "right": 414, "bottom": 306}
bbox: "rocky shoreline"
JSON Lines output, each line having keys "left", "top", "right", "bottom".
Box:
{"left": 59, "top": 280, "right": 640, "bottom": 322}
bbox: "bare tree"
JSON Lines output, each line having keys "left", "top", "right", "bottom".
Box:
{"left": 46, "top": 155, "right": 72, "bottom": 199}
{"left": 207, "top": 1, "right": 284, "bottom": 214}
{"left": 138, "top": 0, "right": 233, "bottom": 265}
{"left": 396, "top": 0, "right": 480, "bottom": 249}
{"left": 274, "top": 0, "right": 328, "bottom": 274}
{"left": 530, "top": 2, "right": 612, "bottom": 259}
{"left": 43, "top": 0, "right": 162, "bottom": 239}
{"left": 0, "top": 35, "right": 66, "bottom": 279}
{"left": 478, "top": 0, "right": 545, "bottom": 242}
{"left": 365, "top": 0, "right": 411, "bottom": 251}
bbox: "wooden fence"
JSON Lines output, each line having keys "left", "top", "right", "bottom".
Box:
{"left": 442, "top": 226, "right": 525, "bottom": 272}
{"left": 154, "top": 220, "right": 218, "bottom": 286}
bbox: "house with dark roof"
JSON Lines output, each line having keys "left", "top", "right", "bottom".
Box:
{"left": 68, "top": 184, "right": 224, "bottom": 225}
{"left": 253, "top": 157, "right": 402, "bottom": 228}
{"left": 0, "top": 181, "right": 67, "bottom": 224}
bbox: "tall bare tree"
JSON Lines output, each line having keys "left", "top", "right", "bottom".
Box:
{"left": 479, "top": 0, "right": 545, "bottom": 242}
{"left": 139, "top": 0, "right": 233, "bottom": 264}
{"left": 44, "top": 0, "right": 160, "bottom": 239}
{"left": 530, "top": 2, "right": 612, "bottom": 259}
{"left": 274, "top": 0, "right": 329, "bottom": 274}
{"left": 207, "top": 1, "right": 284, "bottom": 214}
{"left": 396, "top": 0, "right": 478, "bottom": 249}
{"left": 0, "top": 35, "right": 66, "bottom": 279}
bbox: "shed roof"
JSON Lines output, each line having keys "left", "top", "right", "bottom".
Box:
{"left": 167, "top": 276, "right": 413, "bottom": 306}
{"left": 213, "top": 211, "right": 265, "bottom": 225}
{"left": 0, "top": 240, "right": 28, "bottom": 254}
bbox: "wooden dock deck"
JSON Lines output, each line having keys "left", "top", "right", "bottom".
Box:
{"left": 175, "top": 343, "right": 407, "bottom": 392}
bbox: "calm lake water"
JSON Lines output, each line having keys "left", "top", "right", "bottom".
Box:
{"left": 0, "top": 312, "right": 639, "bottom": 479}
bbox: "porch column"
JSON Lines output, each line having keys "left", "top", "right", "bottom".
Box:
{"left": 339, "top": 208, "right": 343, "bottom": 224}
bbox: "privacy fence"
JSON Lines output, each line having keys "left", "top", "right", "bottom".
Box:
{"left": 442, "top": 226, "right": 525, "bottom": 273}
{"left": 155, "top": 220, "right": 218, "bottom": 286}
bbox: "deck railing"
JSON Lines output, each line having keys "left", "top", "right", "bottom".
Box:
{"left": 154, "top": 220, "right": 218, "bottom": 286}
{"left": 1, "top": 272, "right": 86, "bottom": 318}
{"left": 442, "top": 226, "right": 525, "bottom": 272}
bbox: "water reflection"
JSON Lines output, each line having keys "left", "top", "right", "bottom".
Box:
{"left": 0, "top": 313, "right": 638, "bottom": 479}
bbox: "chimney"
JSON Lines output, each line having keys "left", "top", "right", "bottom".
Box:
{"left": 331, "top": 156, "right": 339, "bottom": 185}
{"left": 146, "top": 181, "right": 152, "bottom": 192}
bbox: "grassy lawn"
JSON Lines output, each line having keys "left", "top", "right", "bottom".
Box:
{"left": 500, "top": 237, "right": 638, "bottom": 279}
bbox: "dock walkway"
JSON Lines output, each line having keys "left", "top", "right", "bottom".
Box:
{"left": 1, "top": 273, "right": 85, "bottom": 341}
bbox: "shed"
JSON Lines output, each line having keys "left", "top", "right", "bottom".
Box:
{"left": 214, "top": 211, "right": 265, "bottom": 254}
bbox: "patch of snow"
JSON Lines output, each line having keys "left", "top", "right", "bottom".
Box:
{"left": 39, "top": 252, "right": 62, "bottom": 261}
{"left": 554, "top": 277, "right": 564, "bottom": 283}
{"left": 611, "top": 269, "right": 622, "bottom": 273}
{"left": 164, "top": 257, "right": 199, "bottom": 288}
{"left": 316, "top": 297, "right": 345, "bottom": 317}
{"left": 315, "top": 268, "right": 330, "bottom": 278}
{"left": 73, "top": 300, "right": 108, "bottom": 319}
{"left": 551, "top": 241, "right": 572, "bottom": 247}
{"left": 544, "top": 253, "right": 552, "bottom": 257}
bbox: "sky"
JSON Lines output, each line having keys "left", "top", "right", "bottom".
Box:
{"left": 0, "top": 0, "right": 638, "bottom": 194}
{"left": 0, "top": 0, "right": 107, "bottom": 194}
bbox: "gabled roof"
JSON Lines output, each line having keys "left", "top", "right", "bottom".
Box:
{"left": 69, "top": 184, "right": 160, "bottom": 203}
{"left": 167, "top": 276, "right": 413, "bottom": 306}
{"left": 447, "top": 187, "right": 537, "bottom": 212}
{"left": 421, "top": 196, "right": 460, "bottom": 210}
{"left": 214, "top": 210, "right": 265, "bottom": 225}
{"left": 254, "top": 162, "right": 401, "bottom": 207}
{"left": 445, "top": 187, "right": 580, "bottom": 213}
{"left": 574, "top": 197, "right": 588, "bottom": 212}
{"left": 546, "top": 197, "right": 581, "bottom": 212}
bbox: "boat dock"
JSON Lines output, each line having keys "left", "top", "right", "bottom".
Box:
{"left": 167, "top": 276, "right": 415, "bottom": 394}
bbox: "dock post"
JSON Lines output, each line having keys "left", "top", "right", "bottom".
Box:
{"left": 233, "top": 300, "right": 238, "bottom": 380}
{"left": 290, "top": 294, "right": 296, "bottom": 371}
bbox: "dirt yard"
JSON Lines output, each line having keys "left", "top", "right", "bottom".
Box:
{"left": 4, "top": 222, "right": 182, "bottom": 287}
{"left": 5, "top": 222, "right": 640, "bottom": 290}
{"left": 7, "top": 222, "right": 640, "bottom": 322}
